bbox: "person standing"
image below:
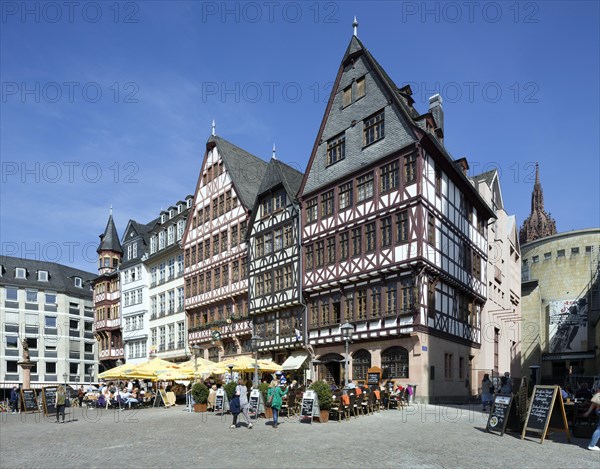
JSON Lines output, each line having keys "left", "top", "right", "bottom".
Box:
{"left": 582, "top": 392, "right": 600, "bottom": 451}
{"left": 10, "top": 386, "right": 19, "bottom": 413}
{"left": 56, "top": 385, "right": 66, "bottom": 423}
{"left": 78, "top": 386, "right": 85, "bottom": 407}
{"left": 267, "top": 380, "right": 288, "bottom": 429}
{"left": 230, "top": 378, "right": 252, "bottom": 429}
{"left": 481, "top": 374, "right": 493, "bottom": 412}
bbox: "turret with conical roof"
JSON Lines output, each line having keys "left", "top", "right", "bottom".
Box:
{"left": 519, "top": 163, "right": 557, "bottom": 245}
{"left": 96, "top": 211, "right": 122, "bottom": 275}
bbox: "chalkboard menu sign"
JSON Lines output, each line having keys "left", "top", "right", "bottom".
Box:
{"left": 486, "top": 394, "right": 516, "bottom": 436}
{"left": 21, "top": 389, "right": 39, "bottom": 413}
{"left": 249, "top": 389, "right": 261, "bottom": 419}
{"left": 42, "top": 386, "right": 58, "bottom": 416}
{"left": 521, "top": 385, "right": 570, "bottom": 444}
{"left": 367, "top": 367, "right": 382, "bottom": 386}
{"left": 214, "top": 388, "right": 225, "bottom": 414}
{"left": 367, "top": 373, "right": 380, "bottom": 386}
{"left": 300, "top": 390, "right": 320, "bottom": 423}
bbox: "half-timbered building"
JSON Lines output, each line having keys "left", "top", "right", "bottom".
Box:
{"left": 247, "top": 155, "right": 307, "bottom": 370}
{"left": 183, "top": 134, "right": 268, "bottom": 361}
{"left": 298, "top": 32, "right": 496, "bottom": 401}
{"left": 92, "top": 213, "right": 124, "bottom": 371}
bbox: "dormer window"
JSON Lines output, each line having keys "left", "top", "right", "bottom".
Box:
{"left": 187, "top": 199, "right": 192, "bottom": 208}
{"left": 37, "top": 270, "right": 49, "bottom": 282}
{"left": 161, "top": 214, "right": 166, "bottom": 224}
{"left": 15, "top": 267, "right": 26, "bottom": 279}
{"left": 169, "top": 209, "right": 174, "bottom": 219}
{"left": 178, "top": 204, "right": 183, "bottom": 214}
{"left": 74, "top": 277, "right": 83, "bottom": 288}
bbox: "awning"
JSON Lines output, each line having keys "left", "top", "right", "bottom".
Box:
{"left": 282, "top": 353, "right": 309, "bottom": 371}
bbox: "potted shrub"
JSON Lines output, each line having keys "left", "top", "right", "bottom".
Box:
{"left": 191, "top": 382, "right": 209, "bottom": 412}
{"left": 259, "top": 382, "right": 272, "bottom": 419}
{"left": 224, "top": 381, "right": 237, "bottom": 400}
{"left": 310, "top": 380, "right": 333, "bottom": 423}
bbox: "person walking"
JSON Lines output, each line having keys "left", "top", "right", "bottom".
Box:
{"left": 10, "top": 386, "right": 19, "bottom": 413}
{"left": 583, "top": 392, "right": 600, "bottom": 451}
{"left": 267, "top": 380, "right": 288, "bottom": 429}
{"left": 56, "top": 385, "right": 66, "bottom": 423}
{"left": 481, "top": 374, "right": 493, "bottom": 412}
{"left": 230, "top": 378, "right": 252, "bottom": 429}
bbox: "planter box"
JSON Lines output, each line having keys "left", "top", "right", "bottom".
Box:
{"left": 194, "top": 403, "right": 207, "bottom": 413}
{"left": 319, "top": 410, "right": 330, "bottom": 423}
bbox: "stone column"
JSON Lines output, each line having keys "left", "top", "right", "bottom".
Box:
{"left": 18, "top": 360, "right": 35, "bottom": 389}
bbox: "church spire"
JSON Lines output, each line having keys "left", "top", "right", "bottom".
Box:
{"left": 519, "top": 162, "right": 557, "bottom": 245}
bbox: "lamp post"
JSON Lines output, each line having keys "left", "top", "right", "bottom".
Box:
{"left": 228, "top": 365, "right": 234, "bottom": 385}
{"left": 340, "top": 323, "right": 354, "bottom": 387}
{"left": 88, "top": 365, "right": 93, "bottom": 390}
{"left": 251, "top": 335, "right": 261, "bottom": 388}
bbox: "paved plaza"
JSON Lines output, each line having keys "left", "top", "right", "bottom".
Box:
{"left": 1, "top": 404, "right": 598, "bottom": 468}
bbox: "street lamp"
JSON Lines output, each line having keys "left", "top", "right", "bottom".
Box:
{"left": 251, "top": 335, "right": 261, "bottom": 388}
{"left": 228, "top": 365, "right": 234, "bottom": 385}
{"left": 88, "top": 365, "right": 94, "bottom": 390}
{"left": 340, "top": 322, "right": 354, "bottom": 387}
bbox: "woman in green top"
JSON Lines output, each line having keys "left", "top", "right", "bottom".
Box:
{"left": 56, "top": 385, "right": 66, "bottom": 423}
{"left": 267, "top": 380, "right": 288, "bottom": 429}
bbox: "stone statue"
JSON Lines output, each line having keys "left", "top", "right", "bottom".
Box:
{"left": 21, "top": 338, "right": 30, "bottom": 361}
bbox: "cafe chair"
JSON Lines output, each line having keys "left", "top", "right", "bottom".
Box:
{"left": 373, "top": 389, "right": 382, "bottom": 413}
{"left": 330, "top": 393, "right": 350, "bottom": 422}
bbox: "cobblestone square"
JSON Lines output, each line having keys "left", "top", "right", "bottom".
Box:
{"left": 1, "top": 404, "right": 598, "bottom": 468}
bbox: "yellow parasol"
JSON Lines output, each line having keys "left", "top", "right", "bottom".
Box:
{"left": 218, "top": 356, "right": 283, "bottom": 373}
{"left": 98, "top": 363, "right": 132, "bottom": 380}
{"left": 123, "top": 358, "right": 184, "bottom": 380}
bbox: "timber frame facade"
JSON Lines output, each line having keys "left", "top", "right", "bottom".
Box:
{"left": 247, "top": 157, "right": 305, "bottom": 361}
{"left": 298, "top": 34, "right": 496, "bottom": 400}
{"left": 183, "top": 135, "right": 268, "bottom": 361}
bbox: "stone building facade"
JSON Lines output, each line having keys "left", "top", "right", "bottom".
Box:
{"left": 521, "top": 228, "right": 600, "bottom": 384}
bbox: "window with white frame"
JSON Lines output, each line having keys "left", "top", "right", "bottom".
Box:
{"left": 5, "top": 286, "right": 18, "bottom": 301}
{"left": 159, "top": 231, "right": 165, "bottom": 249}
{"left": 26, "top": 289, "right": 38, "bottom": 303}
{"left": 16, "top": 267, "right": 26, "bottom": 279}
{"left": 150, "top": 236, "right": 157, "bottom": 254}
{"left": 37, "top": 270, "right": 49, "bottom": 281}
{"left": 168, "top": 225, "right": 175, "bottom": 245}
{"left": 177, "top": 220, "right": 185, "bottom": 240}
{"left": 45, "top": 292, "right": 57, "bottom": 304}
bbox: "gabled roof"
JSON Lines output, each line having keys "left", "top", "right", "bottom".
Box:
{"left": 0, "top": 255, "right": 95, "bottom": 298}
{"left": 247, "top": 158, "right": 304, "bottom": 236}
{"left": 207, "top": 135, "right": 269, "bottom": 210}
{"left": 97, "top": 214, "right": 122, "bottom": 254}
{"left": 257, "top": 158, "right": 304, "bottom": 202}
{"left": 299, "top": 34, "right": 496, "bottom": 220}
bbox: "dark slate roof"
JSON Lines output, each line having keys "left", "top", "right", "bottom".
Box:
{"left": 207, "top": 135, "right": 269, "bottom": 210}
{"left": 0, "top": 255, "right": 95, "bottom": 298}
{"left": 471, "top": 169, "right": 496, "bottom": 187}
{"left": 257, "top": 158, "right": 304, "bottom": 201}
{"left": 97, "top": 214, "right": 122, "bottom": 254}
{"left": 128, "top": 219, "right": 158, "bottom": 245}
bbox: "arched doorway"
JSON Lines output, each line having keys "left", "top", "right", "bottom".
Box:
{"left": 317, "top": 353, "right": 344, "bottom": 386}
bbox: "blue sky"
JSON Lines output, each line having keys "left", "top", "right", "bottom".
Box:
{"left": 1, "top": 1, "right": 599, "bottom": 273}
